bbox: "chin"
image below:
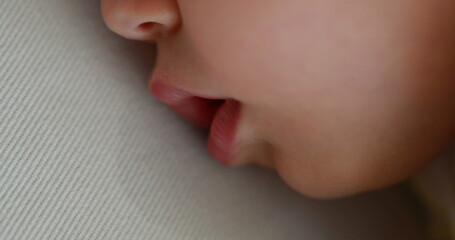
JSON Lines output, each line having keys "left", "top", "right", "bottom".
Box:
{"left": 275, "top": 165, "right": 402, "bottom": 199}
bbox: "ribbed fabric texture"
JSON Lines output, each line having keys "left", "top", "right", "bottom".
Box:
{"left": 0, "top": 0, "right": 421, "bottom": 239}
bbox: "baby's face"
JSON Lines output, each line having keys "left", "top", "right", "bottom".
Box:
{"left": 102, "top": 0, "right": 455, "bottom": 198}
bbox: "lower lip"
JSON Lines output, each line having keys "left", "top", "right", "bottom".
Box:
{"left": 207, "top": 99, "right": 241, "bottom": 165}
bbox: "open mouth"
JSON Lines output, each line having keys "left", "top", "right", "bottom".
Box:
{"left": 150, "top": 82, "right": 241, "bottom": 165}
{"left": 150, "top": 82, "right": 225, "bottom": 129}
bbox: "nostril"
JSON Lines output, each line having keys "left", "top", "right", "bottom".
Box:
{"left": 136, "top": 22, "right": 156, "bottom": 32}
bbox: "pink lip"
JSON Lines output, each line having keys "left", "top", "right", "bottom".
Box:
{"left": 150, "top": 82, "right": 241, "bottom": 165}
{"left": 207, "top": 99, "right": 241, "bottom": 165}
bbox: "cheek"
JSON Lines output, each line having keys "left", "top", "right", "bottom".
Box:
{"left": 257, "top": 71, "right": 455, "bottom": 198}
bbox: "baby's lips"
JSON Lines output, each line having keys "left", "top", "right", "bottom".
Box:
{"left": 150, "top": 82, "right": 243, "bottom": 166}
{"left": 150, "top": 82, "right": 223, "bottom": 129}
{"left": 149, "top": 82, "right": 192, "bottom": 105}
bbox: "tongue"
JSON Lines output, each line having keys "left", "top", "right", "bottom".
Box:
{"left": 150, "top": 82, "right": 224, "bottom": 129}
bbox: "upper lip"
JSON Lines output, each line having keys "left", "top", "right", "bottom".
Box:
{"left": 149, "top": 81, "right": 227, "bottom": 129}
{"left": 149, "top": 81, "right": 225, "bottom": 104}
{"left": 148, "top": 68, "right": 227, "bottom": 102}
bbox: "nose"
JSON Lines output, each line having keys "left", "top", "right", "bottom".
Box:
{"left": 101, "top": 0, "right": 181, "bottom": 41}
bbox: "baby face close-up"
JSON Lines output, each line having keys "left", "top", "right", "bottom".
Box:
{"left": 102, "top": 0, "right": 455, "bottom": 198}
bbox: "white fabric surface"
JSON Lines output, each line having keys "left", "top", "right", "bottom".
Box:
{"left": 0, "top": 0, "right": 422, "bottom": 239}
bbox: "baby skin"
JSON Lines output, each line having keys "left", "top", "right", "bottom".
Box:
{"left": 102, "top": 0, "right": 455, "bottom": 198}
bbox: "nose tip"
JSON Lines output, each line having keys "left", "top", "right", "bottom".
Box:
{"left": 101, "top": 0, "right": 180, "bottom": 41}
